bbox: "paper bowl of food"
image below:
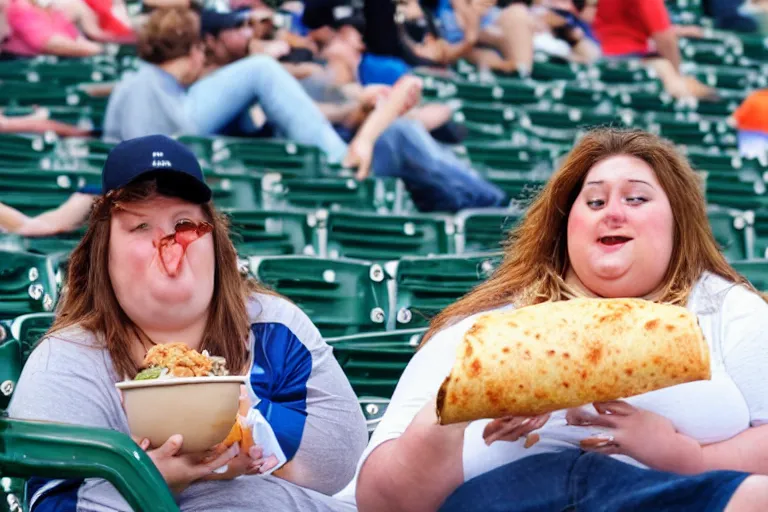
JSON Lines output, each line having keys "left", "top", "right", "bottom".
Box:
{"left": 116, "top": 343, "right": 248, "bottom": 454}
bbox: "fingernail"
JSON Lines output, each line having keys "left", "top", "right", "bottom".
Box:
{"left": 521, "top": 418, "right": 530, "bottom": 426}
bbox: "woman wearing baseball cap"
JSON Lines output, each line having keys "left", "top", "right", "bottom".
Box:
{"left": 9, "top": 134, "right": 366, "bottom": 511}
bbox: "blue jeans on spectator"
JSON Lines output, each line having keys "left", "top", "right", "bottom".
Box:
{"left": 373, "top": 119, "right": 508, "bottom": 212}
{"left": 439, "top": 450, "right": 749, "bottom": 512}
{"left": 184, "top": 55, "right": 349, "bottom": 163}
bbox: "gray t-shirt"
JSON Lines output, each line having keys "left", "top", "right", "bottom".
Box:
{"left": 102, "top": 63, "right": 197, "bottom": 143}
{"left": 9, "top": 293, "right": 366, "bottom": 511}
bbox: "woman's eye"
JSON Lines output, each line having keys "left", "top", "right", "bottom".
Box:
{"left": 132, "top": 223, "right": 149, "bottom": 232}
{"left": 586, "top": 199, "right": 604, "bottom": 209}
{"left": 625, "top": 196, "right": 648, "bottom": 205}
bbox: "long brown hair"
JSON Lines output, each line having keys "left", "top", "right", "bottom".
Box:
{"left": 51, "top": 180, "right": 273, "bottom": 379}
{"left": 422, "top": 128, "right": 762, "bottom": 345}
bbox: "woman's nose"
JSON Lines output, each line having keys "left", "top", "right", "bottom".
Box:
{"left": 602, "top": 199, "right": 626, "bottom": 223}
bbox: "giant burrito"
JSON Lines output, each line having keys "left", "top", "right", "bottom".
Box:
{"left": 436, "top": 298, "right": 710, "bottom": 425}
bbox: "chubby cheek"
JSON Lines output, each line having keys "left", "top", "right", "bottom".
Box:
{"left": 632, "top": 208, "right": 674, "bottom": 260}
{"left": 109, "top": 238, "right": 156, "bottom": 283}
{"left": 566, "top": 205, "right": 594, "bottom": 255}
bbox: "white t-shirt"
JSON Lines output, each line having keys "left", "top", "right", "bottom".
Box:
{"left": 336, "top": 272, "right": 768, "bottom": 505}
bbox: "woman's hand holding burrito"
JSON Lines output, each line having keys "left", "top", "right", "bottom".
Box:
{"left": 567, "top": 401, "right": 704, "bottom": 473}
{"left": 483, "top": 414, "right": 551, "bottom": 446}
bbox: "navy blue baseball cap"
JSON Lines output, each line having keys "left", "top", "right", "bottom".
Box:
{"left": 102, "top": 135, "right": 212, "bottom": 204}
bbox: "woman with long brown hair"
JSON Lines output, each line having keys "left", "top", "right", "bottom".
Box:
{"left": 340, "top": 128, "right": 768, "bottom": 511}
{"left": 9, "top": 134, "right": 366, "bottom": 511}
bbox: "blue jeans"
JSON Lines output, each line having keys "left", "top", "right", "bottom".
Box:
{"left": 373, "top": 119, "right": 508, "bottom": 212}
{"left": 184, "top": 55, "right": 349, "bottom": 163}
{"left": 440, "top": 450, "right": 749, "bottom": 512}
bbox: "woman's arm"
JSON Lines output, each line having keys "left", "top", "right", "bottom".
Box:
{"left": 15, "top": 192, "right": 96, "bottom": 237}
{"left": 0, "top": 201, "right": 30, "bottom": 232}
{"left": 669, "top": 284, "right": 768, "bottom": 474}
{"left": 682, "top": 425, "right": 768, "bottom": 474}
{"left": 43, "top": 34, "right": 103, "bottom": 57}
{"left": 248, "top": 299, "right": 368, "bottom": 495}
{"left": 357, "top": 403, "right": 466, "bottom": 512}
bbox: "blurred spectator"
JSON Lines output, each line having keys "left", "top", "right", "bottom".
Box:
{"left": 592, "top": 0, "right": 718, "bottom": 101}
{"left": 702, "top": 0, "right": 758, "bottom": 33}
{"left": 0, "top": 107, "right": 93, "bottom": 136}
{"left": 730, "top": 89, "right": 768, "bottom": 162}
{"left": 432, "top": 0, "right": 535, "bottom": 75}
{"left": 82, "top": 0, "right": 135, "bottom": 41}
{"left": 1, "top": 0, "right": 103, "bottom": 57}
{"left": 0, "top": 0, "right": 9, "bottom": 45}
{"left": 303, "top": 0, "right": 439, "bottom": 85}
{"left": 396, "top": 0, "right": 479, "bottom": 67}
{"left": 103, "top": 7, "right": 349, "bottom": 162}
{"left": 530, "top": 0, "right": 600, "bottom": 64}
{"left": 50, "top": 0, "right": 135, "bottom": 43}
{"left": 200, "top": 10, "right": 506, "bottom": 211}
{"left": 0, "top": 192, "right": 95, "bottom": 236}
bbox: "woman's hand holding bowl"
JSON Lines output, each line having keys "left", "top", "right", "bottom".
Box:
{"left": 135, "top": 435, "right": 240, "bottom": 495}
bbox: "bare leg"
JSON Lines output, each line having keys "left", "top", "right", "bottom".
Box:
{"left": 407, "top": 103, "right": 454, "bottom": 131}
{"left": 724, "top": 475, "right": 768, "bottom": 512}
{"left": 468, "top": 47, "right": 511, "bottom": 72}
{"left": 477, "top": 3, "right": 534, "bottom": 74}
{"left": 570, "top": 39, "right": 601, "bottom": 64}
{"left": 345, "top": 75, "right": 423, "bottom": 179}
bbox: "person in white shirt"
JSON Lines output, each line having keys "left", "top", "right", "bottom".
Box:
{"left": 339, "top": 127, "right": 768, "bottom": 512}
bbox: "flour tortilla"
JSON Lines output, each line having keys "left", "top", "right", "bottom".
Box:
{"left": 436, "top": 298, "right": 710, "bottom": 425}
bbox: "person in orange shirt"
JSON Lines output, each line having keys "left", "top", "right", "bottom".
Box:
{"left": 730, "top": 90, "right": 768, "bottom": 161}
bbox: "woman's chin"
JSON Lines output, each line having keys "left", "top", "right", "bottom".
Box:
{"left": 148, "top": 284, "right": 196, "bottom": 306}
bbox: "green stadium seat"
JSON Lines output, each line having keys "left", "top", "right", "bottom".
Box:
{"left": 453, "top": 78, "right": 546, "bottom": 105}
{"left": 546, "top": 83, "right": 610, "bottom": 109}
{"left": 210, "top": 139, "right": 326, "bottom": 177}
{"left": 0, "top": 168, "right": 101, "bottom": 216}
{"left": 249, "top": 255, "right": 390, "bottom": 337}
{"left": 750, "top": 211, "right": 768, "bottom": 258}
{"left": 261, "top": 174, "right": 410, "bottom": 213}
{"left": 0, "top": 250, "right": 59, "bottom": 319}
{"left": 731, "top": 260, "right": 768, "bottom": 292}
{"left": 325, "top": 329, "right": 425, "bottom": 397}
{"left": 225, "top": 208, "right": 319, "bottom": 257}
{"left": 388, "top": 253, "right": 501, "bottom": 329}
{"left": 461, "top": 141, "right": 556, "bottom": 172}
{"left": 0, "top": 416, "right": 179, "bottom": 511}
{"left": 326, "top": 211, "right": 455, "bottom": 260}
{"left": 455, "top": 208, "right": 522, "bottom": 253}
{"left": 359, "top": 396, "right": 391, "bottom": 436}
{"left": 8, "top": 312, "right": 54, "bottom": 365}
{"left": 456, "top": 101, "right": 517, "bottom": 127}
{"left": 530, "top": 56, "right": 580, "bottom": 82}
{"left": 593, "top": 60, "right": 652, "bottom": 85}
{"left": 205, "top": 171, "right": 261, "bottom": 210}
{"left": 707, "top": 207, "right": 754, "bottom": 261}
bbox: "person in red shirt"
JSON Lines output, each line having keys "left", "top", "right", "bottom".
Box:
{"left": 593, "top": 0, "right": 717, "bottom": 101}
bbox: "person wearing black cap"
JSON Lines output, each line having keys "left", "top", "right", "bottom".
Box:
{"left": 10, "top": 133, "right": 368, "bottom": 511}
